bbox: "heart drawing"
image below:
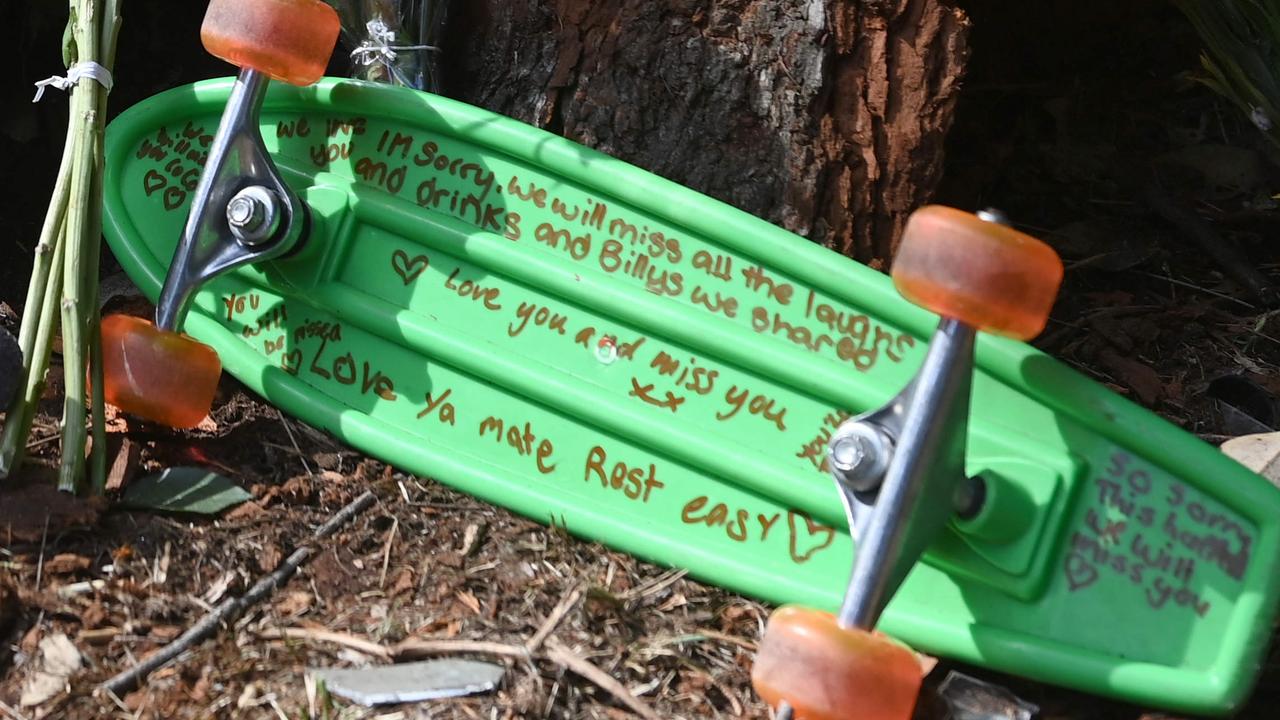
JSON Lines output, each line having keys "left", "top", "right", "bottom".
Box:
{"left": 1064, "top": 552, "right": 1099, "bottom": 592}
{"left": 281, "top": 349, "right": 303, "bottom": 376}
{"left": 787, "top": 511, "right": 836, "bottom": 564}
{"left": 392, "top": 249, "right": 430, "bottom": 285}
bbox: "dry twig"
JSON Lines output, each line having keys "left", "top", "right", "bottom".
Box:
{"left": 391, "top": 638, "right": 532, "bottom": 663}
{"left": 257, "top": 621, "right": 663, "bottom": 719}
{"left": 377, "top": 515, "right": 398, "bottom": 589}
{"left": 258, "top": 627, "right": 391, "bottom": 661}
{"left": 100, "top": 491, "right": 376, "bottom": 695}
{"left": 544, "top": 637, "right": 662, "bottom": 720}
{"left": 526, "top": 583, "right": 583, "bottom": 652}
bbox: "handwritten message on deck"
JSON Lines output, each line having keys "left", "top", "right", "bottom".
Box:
{"left": 127, "top": 109, "right": 931, "bottom": 572}
{"left": 134, "top": 122, "right": 213, "bottom": 211}
{"left": 276, "top": 117, "right": 918, "bottom": 368}
{"left": 215, "top": 281, "right": 841, "bottom": 570}
{"left": 1062, "top": 451, "right": 1255, "bottom": 619}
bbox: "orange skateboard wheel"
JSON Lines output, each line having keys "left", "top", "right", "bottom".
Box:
{"left": 893, "top": 206, "right": 1063, "bottom": 340}
{"left": 752, "top": 606, "right": 922, "bottom": 720}
{"left": 202, "top": 0, "right": 341, "bottom": 86}
{"left": 101, "top": 315, "right": 222, "bottom": 429}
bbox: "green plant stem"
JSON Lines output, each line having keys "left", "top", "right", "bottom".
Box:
{"left": 88, "top": 0, "right": 122, "bottom": 493}
{"left": 16, "top": 124, "right": 76, "bottom": 360}
{"left": 0, "top": 221, "right": 69, "bottom": 477}
{"left": 0, "top": 133, "right": 77, "bottom": 477}
{"left": 3, "top": 0, "right": 120, "bottom": 489}
{"left": 58, "top": 0, "right": 106, "bottom": 494}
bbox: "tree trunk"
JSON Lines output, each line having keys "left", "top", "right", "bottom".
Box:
{"left": 443, "top": 0, "right": 970, "bottom": 265}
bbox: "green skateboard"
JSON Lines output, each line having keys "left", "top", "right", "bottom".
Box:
{"left": 97, "top": 4, "right": 1280, "bottom": 715}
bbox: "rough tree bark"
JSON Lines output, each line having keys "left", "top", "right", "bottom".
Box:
{"left": 444, "top": 0, "right": 969, "bottom": 265}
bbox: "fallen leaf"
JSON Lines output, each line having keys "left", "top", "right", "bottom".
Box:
{"left": 121, "top": 467, "right": 252, "bottom": 515}
{"left": 391, "top": 568, "right": 415, "bottom": 597}
{"left": 19, "top": 624, "right": 41, "bottom": 656}
{"left": 55, "top": 580, "right": 105, "bottom": 599}
{"left": 236, "top": 683, "right": 260, "bottom": 709}
{"left": 81, "top": 602, "right": 107, "bottom": 629}
{"left": 1099, "top": 349, "right": 1163, "bottom": 405}
{"left": 150, "top": 625, "right": 182, "bottom": 642}
{"left": 258, "top": 543, "right": 283, "bottom": 573}
{"left": 223, "top": 500, "right": 267, "bottom": 522}
{"left": 42, "top": 553, "right": 91, "bottom": 575}
{"left": 455, "top": 590, "right": 482, "bottom": 615}
{"left": 657, "top": 593, "right": 687, "bottom": 612}
{"left": 20, "top": 633, "right": 82, "bottom": 707}
{"left": 112, "top": 544, "right": 135, "bottom": 563}
{"left": 275, "top": 591, "right": 314, "bottom": 617}
{"left": 190, "top": 669, "right": 213, "bottom": 703}
{"left": 103, "top": 403, "right": 130, "bottom": 433}
{"left": 77, "top": 627, "right": 120, "bottom": 645}
{"left": 105, "top": 436, "right": 141, "bottom": 493}
{"left": 202, "top": 571, "right": 237, "bottom": 605}
{"left": 153, "top": 541, "right": 171, "bottom": 585}
{"left": 460, "top": 522, "right": 487, "bottom": 557}
{"left": 123, "top": 689, "right": 148, "bottom": 712}
{"left": 1221, "top": 432, "right": 1280, "bottom": 487}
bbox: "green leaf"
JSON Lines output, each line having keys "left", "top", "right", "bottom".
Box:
{"left": 62, "top": 10, "right": 76, "bottom": 68}
{"left": 121, "top": 467, "right": 252, "bottom": 515}
{"left": 1174, "top": 0, "right": 1280, "bottom": 146}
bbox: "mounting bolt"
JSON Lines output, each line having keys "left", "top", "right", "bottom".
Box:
{"left": 226, "top": 185, "right": 281, "bottom": 246}
{"left": 828, "top": 422, "right": 894, "bottom": 492}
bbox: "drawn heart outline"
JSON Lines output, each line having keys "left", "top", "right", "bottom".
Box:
{"left": 787, "top": 511, "right": 836, "bottom": 564}
{"left": 392, "top": 249, "right": 430, "bottom": 285}
{"left": 281, "top": 349, "right": 303, "bottom": 376}
{"left": 143, "top": 169, "right": 167, "bottom": 196}
{"left": 1064, "top": 552, "right": 1099, "bottom": 592}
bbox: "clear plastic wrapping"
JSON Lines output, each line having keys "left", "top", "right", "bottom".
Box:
{"left": 325, "top": 0, "right": 447, "bottom": 91}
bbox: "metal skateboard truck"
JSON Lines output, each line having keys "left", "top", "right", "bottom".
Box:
{"left": 753, "top": 208, "right": 1063, "bottom": 720}
{"left": 100, "top": 0, "right": 339, "bottom": 429}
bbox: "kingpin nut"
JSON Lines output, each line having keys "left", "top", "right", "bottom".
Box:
{"left": 828, "top": 422, "right": 894, "bottom": 492}
{"left": 226, "top": 185, "right": 282, "bottom": 246}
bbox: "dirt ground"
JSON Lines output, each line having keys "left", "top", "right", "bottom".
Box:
{"left": 3, "top": 2, "right": 1280, "bottom": 719}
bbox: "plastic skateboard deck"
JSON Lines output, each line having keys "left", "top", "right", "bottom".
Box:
{"left": 102, "top": 77, "right": 1280, "bottom": 715}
